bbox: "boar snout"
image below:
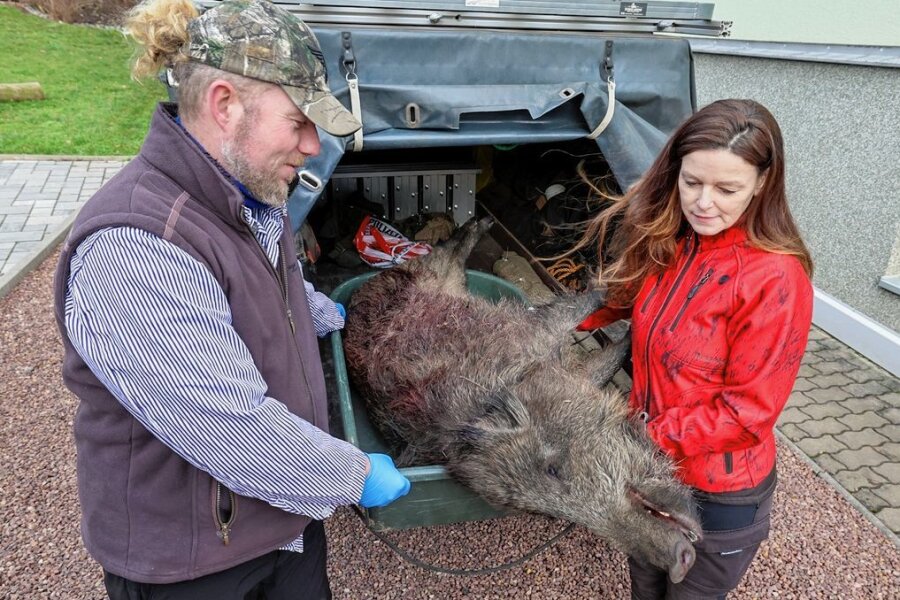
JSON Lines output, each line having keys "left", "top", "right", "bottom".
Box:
{"left": 628, "top": 487, "right": 702, "bottom": 543}
{"left": 624, "top": 486, "right": 702, "bottom": 582}
{"left": 669, "top": 538, "right": 696, "bottom": 584}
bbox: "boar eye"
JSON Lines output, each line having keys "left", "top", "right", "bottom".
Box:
{"left": 546, "top": 464, "right": 561, "bottom": 479}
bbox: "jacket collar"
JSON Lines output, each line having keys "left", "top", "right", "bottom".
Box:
{"left": 686, "top": 225, "right": 749, "bottom": 252}
{"left": 139, "top": 103, "right": 247, "bottom": 227}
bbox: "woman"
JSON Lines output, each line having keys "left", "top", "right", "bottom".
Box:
{"left": 577, "top": 99, "right": 813, "bottom": 599}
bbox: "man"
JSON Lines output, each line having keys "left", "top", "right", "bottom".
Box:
{"left": 53, "top": 1, "right": 410, "bottom": 597}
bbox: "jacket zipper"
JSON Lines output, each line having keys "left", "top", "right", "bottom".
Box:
{"left": 639, "top": 233, "right": 699, "bottom": 421}
{"left": 724, "top": 452, "right": 734, "bottom": 474}
{"left": 639, "top": 273, "right": 664, "bottom": 314}
{"left": 214, "top": 483, "right": 237, "bottom": 545}
{"left": 668, "top": 268, "right": 714, "bottom": 332}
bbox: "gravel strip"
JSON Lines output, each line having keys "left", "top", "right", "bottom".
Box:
{"left": 2, "top": 253, "right": 898, "bottom": 599}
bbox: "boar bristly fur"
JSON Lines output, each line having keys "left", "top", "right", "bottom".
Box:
{"left": 344, "top": 217, "right": 702, "bottom": 584}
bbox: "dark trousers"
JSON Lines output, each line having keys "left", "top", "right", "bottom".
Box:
{"left": 104, "top": 520, "right": 331, "bottom": 600}
{"left": 629, "top": 471, "right": 776, "bottom": 600}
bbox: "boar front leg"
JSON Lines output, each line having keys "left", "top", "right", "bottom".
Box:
{"left": 520, "top": 288, "right": 606, "bottom": 358}
{"left": 417, "top": 217, "right": 494, "bottom": 297}
{"left": 566, "top": 335, "right": 631, "bottom": 389}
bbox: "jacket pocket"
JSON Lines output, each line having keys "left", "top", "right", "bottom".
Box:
{"left": 639, "top": 273, "right": 664, "bottom": 314}
{"left": 665, "top": 346, "right": 727, "bottom": 375}
{"left": 668, "top": 268, "right": 714, "bottom": 332}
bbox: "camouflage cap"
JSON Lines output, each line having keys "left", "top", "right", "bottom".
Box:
{"left": 186, "top": 0, "right": 361, "bottom": 136}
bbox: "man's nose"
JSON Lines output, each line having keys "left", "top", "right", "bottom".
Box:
{"left": 299, "top": 124, "right": 321, "bottom": 157}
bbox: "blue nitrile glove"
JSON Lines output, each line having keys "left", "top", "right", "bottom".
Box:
{"left": 335, "top": 302, "right": 346, "bottom": 319}
{"left": 359, "top": 453, "right": 411, "bottom": 508}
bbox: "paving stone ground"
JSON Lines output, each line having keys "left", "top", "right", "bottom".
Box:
{"left": 1, "top": 157, "right": 898, "bottom": 545}
{"left": 778, "top": 326, "right": 900, "bottom": 535}
{"left": 0, "top": 159, "right": 125, "bottom": 276}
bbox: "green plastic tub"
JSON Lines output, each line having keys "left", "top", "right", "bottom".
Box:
{"left": 330, "top": 270, "right": 527, "bottom": 531}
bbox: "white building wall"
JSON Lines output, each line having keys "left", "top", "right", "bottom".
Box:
{"left": 693, "top": 53, "right": 900, "bottom": 337}
{"left": 708, "top": 0, "right": 900, "bottom": 46}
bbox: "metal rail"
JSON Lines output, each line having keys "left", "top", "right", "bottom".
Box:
{"left": 303, "top": 0, "right": 716, "bottom": 20}
{"left": 284, "top": 5, "right": 729, "bottom": 36}
{"left": 200, "top": 1, "right": 730, "bottom": 37}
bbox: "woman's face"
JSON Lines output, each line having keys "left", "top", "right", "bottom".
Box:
{"left": 678, "top": 148, "right": 765, "bottom": 236}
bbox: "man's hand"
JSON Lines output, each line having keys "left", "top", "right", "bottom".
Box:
{"left": 358, "top": 453, "right": 411, "bottom": 508}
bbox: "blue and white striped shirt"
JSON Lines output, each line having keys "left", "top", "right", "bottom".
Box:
{"left": 64, "top": 202, "right": 366, "bottom": 553}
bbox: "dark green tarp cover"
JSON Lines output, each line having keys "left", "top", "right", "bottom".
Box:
{"left": 289, "top": 28, "right": 696, "bottom": 229}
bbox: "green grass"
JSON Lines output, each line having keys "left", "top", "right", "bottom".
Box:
{"left": 0, "top": 5, "right": 167, "bottom": 155}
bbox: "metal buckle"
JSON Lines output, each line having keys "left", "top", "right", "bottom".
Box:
{"left": 297, "top": 170, "right": 322, "bottom": 193}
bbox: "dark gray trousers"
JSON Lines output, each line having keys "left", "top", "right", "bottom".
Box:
{"left": 103, "top": 520, "right": 331, "bottom": 600}
{"left": 629, "top": 470, "right": 777, "bottom": 600}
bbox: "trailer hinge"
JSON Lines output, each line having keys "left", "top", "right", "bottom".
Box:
{"left": 341, "top": 31, "right": 356, "bottom": 79}
{"left": 601, "top": 39, "right": 614, "bottom": 84}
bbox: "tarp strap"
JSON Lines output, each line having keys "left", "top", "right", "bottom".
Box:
{"left": 587, "top": 78, "right": 616, "bottom": 140}
{"left": 588, "top": 40, "right": 615, "bottom": 140}
{"left": 348, "top": 76, "right": 363, "bottom": 152}
{"left": 342, "top": 32, "right": 364, "bottom": 152}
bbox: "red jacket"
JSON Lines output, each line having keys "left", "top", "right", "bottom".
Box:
{"left": 580, "top": 226, "right": 813, "bottom": 493}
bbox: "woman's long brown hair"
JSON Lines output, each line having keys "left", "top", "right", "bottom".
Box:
{"left": 581, "top": 99, "right": 813, "bottom": 307}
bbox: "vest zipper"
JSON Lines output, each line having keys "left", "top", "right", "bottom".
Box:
{"left": 638, "top": 233, "right": 699, "bottom": 422}
{"left": 214, "top": 483, "right": 236, "bottom": 546}
{"left": 279, "top": 243, "right": 296, "bottom": 335}
{"left": 246, "top": 220, "right": 319, "bottom": 426}
{"left": 246, "top": 223, "right": 295, "bottom": 334}
{"left": 668, "top": 268, "right": 714, "bottom": 332}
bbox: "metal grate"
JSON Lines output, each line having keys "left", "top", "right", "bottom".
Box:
{"left": 330, "top": 163, "right": 480, "bottom": 225}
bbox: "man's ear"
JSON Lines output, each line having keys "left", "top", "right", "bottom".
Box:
{"left": 207, "top": 79, "right": 242, "bottom": 133}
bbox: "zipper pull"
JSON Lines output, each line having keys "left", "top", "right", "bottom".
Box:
{"left": 287, "top": 308, "right": 295, "bottom": 334}
{"left": 217, "top": 523, "right": 231, "bottom": 546}
{"left": 687, "top": 269, "right": 714, "bottom": 299}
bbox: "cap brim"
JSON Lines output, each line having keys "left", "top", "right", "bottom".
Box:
{"left": 283, "top": 86, "right": 362, "bottom": 137}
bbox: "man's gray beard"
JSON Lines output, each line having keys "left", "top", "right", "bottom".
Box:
{"left": 220, "top": 139, "right": 289, "bottom": 208}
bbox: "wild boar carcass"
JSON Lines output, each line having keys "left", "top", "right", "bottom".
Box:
{"left": 343, "top": 217, "right": 701, "bottom": 583}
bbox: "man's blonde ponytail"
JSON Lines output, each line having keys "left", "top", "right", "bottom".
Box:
{"left": 125, "top": 0, "right": 199, "bottom": 80}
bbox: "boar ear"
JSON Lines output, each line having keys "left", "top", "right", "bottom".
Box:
{"left": 463, "top": 390, "right": 531, "bottom": 441}
{"left": 485, "top": 389, "right": 530, "bottom": 428}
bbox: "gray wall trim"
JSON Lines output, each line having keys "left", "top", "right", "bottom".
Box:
{"left": 879, "top": 275, "right": 900, "bottom": 296}
{"left": 813, "top": 287, "right": 900, "bottom": 377}
{"left": 689, "top": 39, "right": 900, "bottom": 68}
